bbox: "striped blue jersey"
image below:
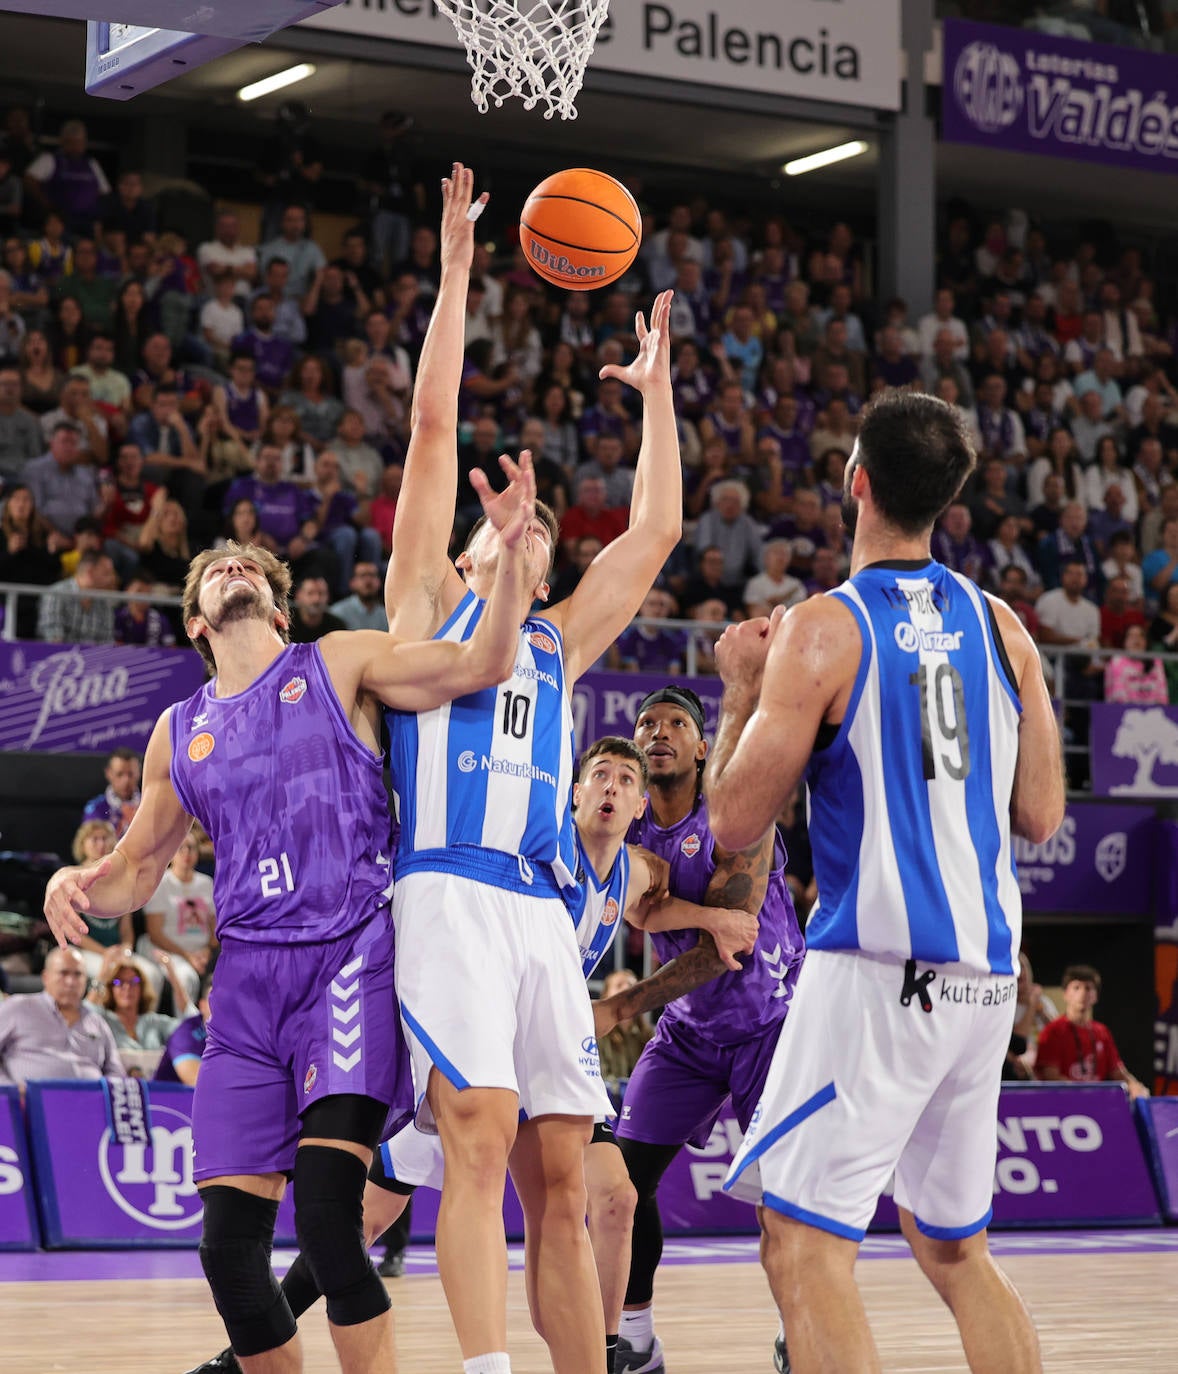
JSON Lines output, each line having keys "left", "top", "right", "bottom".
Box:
{"left": 386, "top": 590, "right": 577, "bottom": 896}
{"left": 805, "top": 559, "right": 1023, "bottom": 976}
{"left": 571, "top": 833, "right": 631, "bottom": 979}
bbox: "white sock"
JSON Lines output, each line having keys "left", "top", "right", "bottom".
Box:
{"left": 779, "top": 1315, "right": 786, "bottom": 1343}
{"left": 463, "top": 1356, "right": 511, "bottom": 1374}
{"left": 620, "top": 1306, "right": 655, "bottom": 1351}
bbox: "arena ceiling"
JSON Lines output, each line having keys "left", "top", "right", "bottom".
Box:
{"left": 1, "top": 14, "right": 1178, "bottom": 229}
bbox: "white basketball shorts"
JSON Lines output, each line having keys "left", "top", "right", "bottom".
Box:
{"left": 379, "top": 1118, "right": 446, "bottom": 1192}
{"left": 725, "top": 947, "right": 1015, "bottom": 1241}
{"left": 393, "top": 870, "right": 612, "bottom": 1130}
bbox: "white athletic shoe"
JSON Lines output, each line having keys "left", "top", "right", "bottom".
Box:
{"left": 615, "top": 1335, "right": 666, "bottom": 1374}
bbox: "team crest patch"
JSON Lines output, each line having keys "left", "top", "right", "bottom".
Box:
{"left": 602, "top": 897, "right": 619, "bottom": 926}
{"left": 528, "top": 629, "right": 557, "bottom": 655}
{"left": 681, "top": 833, "right": 701, "bottom": 858}
{"left": 280, "top": 676, "right": 307, "bottom": 704}
{"left": 188, "top": 732, "right": 215, "bottom": 762}
{"left": 304, "top": 1064, "right": 318, "bottom": 1095}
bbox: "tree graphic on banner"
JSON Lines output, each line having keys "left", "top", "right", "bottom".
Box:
{"left": 1110, "top": 708, "right": 1178, "bottom": 794}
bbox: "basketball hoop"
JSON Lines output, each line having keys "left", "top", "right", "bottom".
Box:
{"left": 432, "top": 0, "right": 610, "bottom": 121}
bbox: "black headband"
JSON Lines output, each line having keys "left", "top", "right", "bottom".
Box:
{"left": 636, "top": 685, "right": 706, "bottom": 739}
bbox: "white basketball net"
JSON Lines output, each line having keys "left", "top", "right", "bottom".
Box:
{"left": 433, "top": 0, "right": 611, "bottom": 121}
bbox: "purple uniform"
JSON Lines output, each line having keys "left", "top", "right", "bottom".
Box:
{"left": 168, "top": 641, "right": 410, "bottom": 1179}
{"left": 154, "top": 1013, "right": 207, "bottom": 1083}
{"left": 618, "top": 794, "right": 804, "bottom": 1147}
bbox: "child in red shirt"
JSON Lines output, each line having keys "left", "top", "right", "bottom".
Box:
{"left": 1034, "top": 963, "right": 1150, "bottom": 1098}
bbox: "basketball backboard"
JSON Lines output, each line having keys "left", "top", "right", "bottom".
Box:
{"left": 0, "top": 2, "right": 346, "bottom": 98}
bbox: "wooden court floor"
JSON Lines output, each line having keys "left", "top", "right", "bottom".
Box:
{"left": 5, "top": 1249, "right": 1178, "bottom": 1372}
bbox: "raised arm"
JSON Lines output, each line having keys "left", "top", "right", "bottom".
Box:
{"left": 385, "top": 163, "right": 488, "bottom": 637}
{"left": 328, "top": 453, "right": 534, "bottom": 712}
{"left": 988, "top": 594, "right": 1066, "bottom": 844}
{"left": 550, "top": 291, "right": 683, "bottom": 681}
{"left": 706, "top": 599, "right": 859, "bottom": 853}
{"left": 44, "top": 712, "right": 194, "bottom": 947}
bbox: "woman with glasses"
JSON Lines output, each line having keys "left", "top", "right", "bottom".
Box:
{"left": 88, "top": 949, "right": 195, "bottom": 1051}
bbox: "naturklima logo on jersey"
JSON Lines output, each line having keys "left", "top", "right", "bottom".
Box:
{"left": 894, "top": 623, "right": 963, "bottom": 654}
{"left": 457, "top": 751, "right": 557, "bottom": 787}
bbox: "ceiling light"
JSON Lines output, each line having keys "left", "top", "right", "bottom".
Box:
{"left": 783, "top": 140, "right": 870, "bottom": 177}
{"left": 237, "top": 63, "right": 316, "bottom": 102}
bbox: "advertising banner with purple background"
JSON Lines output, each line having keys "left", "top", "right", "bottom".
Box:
{"left": 1155, "top": 825, "right": 1178, "bottom": 1095}
{"left": 1013, "top": 801, "right": 1156, "bottom": 916}
{"left": 653, "top": 1085, "right": 1159, "bottom": 1234}
{"left": 1089, "top": 703, "right": 1178, "bottom": 797}
{"left": 943, "top": 18, "right": 1178, "bottom": 177}
{"left": 26, "top": 1081, "right": 300, "bottom": 1248}
{"left": 573, "top": 670, "right": 717, "bottom": 756}
{"left": 0, "top": 1086, "right": 39, "bottom": 1250}
{"left": 0, "top": 642, "right": 205, "bottom": 754}
{"left": 1139, "top": 1097, "right": 1178, "bottom": 1221}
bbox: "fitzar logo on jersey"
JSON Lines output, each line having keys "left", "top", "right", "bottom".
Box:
{"left": 681, "top": 833, "right": 701, "bottom": 858}
{"left": 280, "top": 676, "right": 308, "bottom": 704}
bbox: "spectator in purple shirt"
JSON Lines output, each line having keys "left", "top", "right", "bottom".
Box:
{"left": 308, "top": 449, "right": 382, "bottom": 595}
{"left": 579, "top": 375, "right": 637, "bottom": 460}
{"left": 81, "top": 747, "right": 141, "bottom": 837}
{"left": 931, "top": 502, "right": 986, "bottom": 583}
{"left": 870, "top": 326, "right": 919, "bottom": 391}
{"left": 114, "top": 569, "right": 176, "bottom": 646}
{"left": 230, "top": 296, "right": 296, "bottom": 397}
{"left": 609, "top": 588, "right": 687, "bottom": 674}
{"left": 670, "top": 340, "right": 716, "bottom": 424}
{"left": 223, "top": 442, "right": 320, "bottom": 565}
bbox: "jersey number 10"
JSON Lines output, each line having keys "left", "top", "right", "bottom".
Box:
{"left": 909, "top": 664, "right": 971, "bottom": 781}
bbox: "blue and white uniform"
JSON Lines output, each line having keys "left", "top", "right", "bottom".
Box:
{"left": 380, "top": 830, "right": 633, "bottom": 1189}
{"left": 726, "top": 559, "right": 1024, "bottom": 1242}
{"left": 385, "top": 591, "right": 611, "bottom": 1130}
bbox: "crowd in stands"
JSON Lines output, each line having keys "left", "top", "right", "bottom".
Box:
{"left": 2, "top": 108, "right": 1178, "bottom": 715}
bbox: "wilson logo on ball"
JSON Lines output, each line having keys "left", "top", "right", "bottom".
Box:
{"left": 526, "top": 241, "right": 606, "bottom": 280}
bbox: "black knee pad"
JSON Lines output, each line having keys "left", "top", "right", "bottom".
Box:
{"left": 198, "top": 1186, "right": 297, "bottom": 1358}
{"left": 294, "top": 1145, "right": 391, "bottom": 1328}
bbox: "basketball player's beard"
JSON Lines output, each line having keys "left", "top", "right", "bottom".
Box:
{"left": 207, "top": 583, "right": 271, "bottom": 631}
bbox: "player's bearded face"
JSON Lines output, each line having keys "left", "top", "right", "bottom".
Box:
{"left": 203, "top": 570, "right": 274, "bottom": 631}
{"left": 635, "top": 708, "right": 701, "bottom": 782}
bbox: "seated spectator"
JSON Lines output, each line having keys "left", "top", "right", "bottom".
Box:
{"left": 256, "top": 403, "right": 316, "bottom": 486}
{"left": 699, "top": 380, "right": 754, "bottom": 464}
{"left": 259, "top": 203, "right": 325, "bottom": 299}
{"left": 197, "top": 209, "right": 258, "bottom": 298}
{"left": 0, "top": 268, "right": 26, "bottom": 364}
{"left": 89, "top": 950, "right": 192, "bottom": 1051}
{"left": 1103, "top": 529, "right": 1145, "bottom": 607}
{"left": 806, "top": 398, "right": 857, "bottom": 467}
{"left": 1088, "top": 483, "right": 1134, "bottom": 558}
{"left": 744, "top": 538, "right": 805, "bottom": 617}
{"left": 331, "top": 561, "right": 388, "bottom": 632}
{"left": 70, "top": 331, "right": 132, "bottom": 423}
{"left": 289, "top": 573, "right": 348, "bottom": 642}
{"left": 1104, "top": 624, "right": 1167, "bottom": 703}
{"left": 114, "top": 568, "right": 175, "bottom": 647}
{"left": 1036, "top": 558, "right": 1103, "bottom": 682}
{"left": 0, "top": 481, "right": 61, "bottom": 624}
{"left": 0, "top": 364, "right": 45, "bottom": 485}
{"left": 975, "top": 373, "right": 1027, "bottom": 465}
{"left": 1038, "top": 502, "right": 1102, "bottom": 597}
{"left": 199, "top": 268, "right": 246, "bottom": 368}
{"left": 1073, "top": 347, "right": 1125, "bottom": 421}
{"left": 1085, "top": 435, "right": 1138, "bottom": 525}
{"left": 309, "top": 449, "right": 380, "bottom": 594}
{"left": 1142, "top": 515, "right": 1178, "bottom": 603}
{"left": 1099, "top": 570, "right": 1145, "bottom": 649}
{"left": 68, "top": 819, "right": 134, "bottom": 977}
{"left": 769, "top": 487, "right": 826, "bottom": 579}
{"left": 18, "top": 332, "right": 64, "bottom": 418}
{"left": 559, "top": 476, "right": 626, "bottom": 561}
{"left": 99, "top": 442, "right": 160, "bottom": 573}
{"left": 141, "top": 832, "right": 216, "bottom": 1011}
{"left": 96, "top": 168, "right": 155, "bottom": 245}
{"left": 154, "top": 972, "right": 213, "bottom": 1085}
{"left": 369, "top": 464, "right": 401, "bottom": 559}
{"left": 1148, "top": 582, "right": 1178, "bottom": 701}
{"left": 342, "top": 343, "right": 411, "bottom": 448}
{"left": 128, "top": 386, "right": 204, "bottom": 516}
{"left": 305, "top": 263, "right": 369, "bottom": 356}
{"left": 81, "top": 747, "right": 141, "bottom": 835}
{"left": 230, "top": 295, "right": 296, "bottom": 396}
{"left": 211, "top": 353, "right": 269, "bottom": 465}
{"left": 1034, "top": 964, "right": 1149, "bottom": 1098}
{"left": 920, "top": 326, "right": 974, "bottom": 406}
{"left": 1134, "top": 439, "right": 1173, "bottom": 536}
{"left": 548, "top": 533, "right": 602, "bottom": 605}
{"left": 721, "top": 304, "right": 764, "bottom": 392}
{"left": 56, "top": 237, "right": 118, "bottom": 332}
{"left": 39, "top": 374, "right": 109, "bottom": 467}
{"left": 681, "top": 546, "right": 743, "bottom": 619}
{"left": 1070, "top": 389, "right": 1115, "bottom": 466}
{"left": 917, "top": 287, "right": 969, "bottom": 361}
{"left": 997, "top": 564, "right": 1040, "bottom": 639}
{"left": 574, "top": 432, "right": 633, "bottom": 511}
{"left": 25, "top": 119, "right": 109, "bottom": 235}
{"left": 22, "top": 421, "right": 101, "bottom": 545}
{"left": 224, "top": 444, "right": 321, "bottom": 565}
{"left": 4, "top": 237, "right": 50, "bottom": 326}
{"left": 490, "top": 288, "right": 543, "bottom": 384}
{"left": 37, "top": 548, "right": 117, "bottom": 643}
{"left": 870, "top": 325, "right": 919, "bottom": 391}
{"left": 986, "top": 513, "right": 1041, "bottom": 595}
{"left": 580, "top": 374, "right": 638, "bottom": 461}
{"left": 685, "top": 596, "right": 730, "bottom": 672}
{"left": 931, "top": 502, "right": 985, "bottom": 583}
{"left": 137, "top": 498, "right": 191, "bottom": 592}
{"left": 0, "top": 946, "right": 125, "bottom": 1086}
{"left": 695, "top": 479, "right": 763, "bottom": 590}
{"left": 1027, "top": 427, "right": 1084, "bottom": 511}
{"left": 280, "top": 355, "right": 344, "bottom": 454}
{"left": 536, "top": 381, "right": 580, "bottom": 471}
{"left": 970, "top": 457, "right": 1028, "bottom": 542}
{"left": 609, "top": 587, "right": 686, "bottom": 674}
{"left": 131, "top": 333, "right": 200, "bottom": 417}
{"left": 812, "top": 320, "right": 866, "bottom": 403}
{"left": 596, "top": 968, "right": 654, "bottom": 1096}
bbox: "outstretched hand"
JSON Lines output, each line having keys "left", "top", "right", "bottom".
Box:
{"left": 439, "top": 162, "right": 489, "bottom": 275}
{"left": 43, "top": 857, "right": 113, "bottom": 948}
{"left": 599, "top": 290, "right": 674, "bottom": 395}
{"left": 470, "top": 449, "right": 536, "bottom": 551}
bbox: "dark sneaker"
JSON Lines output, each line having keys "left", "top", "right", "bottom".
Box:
{"left": 377, "top": 1249, "right": 406, "bottom": 1278}
{"left": 183, "top": 1352, "right": 242, "bottom": 1374}
{"left": 615, "top": 1335, "right": 666, "bottom": 1373}
{"left": 773, "top": 1333, "right": 791, "bottom": 1372}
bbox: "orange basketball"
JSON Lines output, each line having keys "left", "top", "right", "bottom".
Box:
{"left": 520, "top": 168, "right": 641, "bottom": 291}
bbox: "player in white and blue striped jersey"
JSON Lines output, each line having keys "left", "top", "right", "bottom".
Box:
{"left": 382, "top": 166, "right": 683, "bottom": 1373}
{"left": 705, "top": 391, "right": 1064, "bottom": 1374}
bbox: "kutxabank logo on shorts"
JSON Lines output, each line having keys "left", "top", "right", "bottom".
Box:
{"left": 97, "top": 1103, "right": 200, "bottom": 1230}
{"left": 953, "top": 40, "right": 1024, "bottom": 133}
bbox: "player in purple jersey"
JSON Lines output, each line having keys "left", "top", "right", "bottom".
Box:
{"left": 705, "top": 391, "right": 1063, "bottom": 1374}
{"left": 383, "top": 165, "right": 682, "bottom": 1374}
{"left": 605, "top": 684, "right": 805, "bottom": 1374}
{"left": 43, "top": 463, "right": 535, "bottom": 1374}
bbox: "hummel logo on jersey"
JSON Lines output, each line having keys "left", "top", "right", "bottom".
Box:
{"left": 280, "top": 676, "right": 307, "bottom": 704}
{"left": 191, "top": 712, "right": 208, "bottom": 730}
{"left": 681, "top": 833, "right": 701, "bottom": 858}
{"left": 900, "top": 958, "right": 936, "bottom": 1013}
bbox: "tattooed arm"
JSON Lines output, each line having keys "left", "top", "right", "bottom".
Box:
{"left": 593, "top": 830, "right": 774, "bottom": 1037}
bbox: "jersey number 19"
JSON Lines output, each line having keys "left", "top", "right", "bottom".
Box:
{"left": 909, "top": 663, "right": 971, "bottom": 781}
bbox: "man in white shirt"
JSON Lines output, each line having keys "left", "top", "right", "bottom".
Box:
{"left": 196, "top": 210, "right": 258, "bottom": 298}
{"left": 917, "top": 288, "right": 969, "bottom": 361}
